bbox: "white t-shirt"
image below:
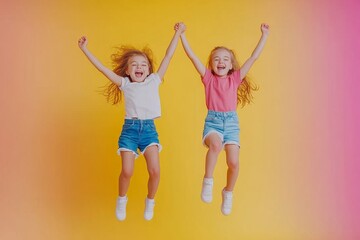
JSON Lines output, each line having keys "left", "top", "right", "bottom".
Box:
{"left": 119, "top": 73, "right": 161, "bottom": 119}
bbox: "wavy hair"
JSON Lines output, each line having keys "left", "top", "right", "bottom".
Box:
{"left": 207, "top": 46, "right": 259, "bottom": 108}
{"left": 103, "top": 46, "right": 155, "bottom": 105}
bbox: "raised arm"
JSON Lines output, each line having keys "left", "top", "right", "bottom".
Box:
{"left": 240, "top": 23, "right": 270, "bottom": 80}
{"left": 178, "top": 23, "right": 206, "bottom": 77}
{"left": 78, "top": 36, "right": 123, "bottom": 86}
{"left": 156, "top": 24, "right": 184, "bottom": 80}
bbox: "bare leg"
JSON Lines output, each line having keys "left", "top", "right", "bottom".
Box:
{"left": 204, "top": 133, "right": 223, "bottom": 178}
{"left": 144, "top": 145, "right": 160, "bottom": 199}
{"left": 118, "top": 151, "right": 135, "bottom": 197}
{"left": 224, "top": 144, "right": 240, "bottom": 191}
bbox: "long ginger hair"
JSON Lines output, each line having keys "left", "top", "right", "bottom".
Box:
{"left": 103, "top": 46, "right": 155, "bottom": 105}
{"left": 207, "top": 46, "right": 259, "bottom": 108}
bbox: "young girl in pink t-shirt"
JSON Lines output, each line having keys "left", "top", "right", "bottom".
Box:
{"left": 176, "top": 22, "right": 270, "bottom": 215}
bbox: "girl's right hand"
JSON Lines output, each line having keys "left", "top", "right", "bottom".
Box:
{"left": 78, "top": 36, "right": 88, "bottom": 49}
{"left": 174, "top": 22, "right": 186, "bottom": 33}
{"left": 260, "top": 23, "right": 270, "bottom": 36}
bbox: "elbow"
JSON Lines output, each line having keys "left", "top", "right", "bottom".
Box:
{"left": 189, "top": 55, "right": 198, "bottom": 62}
{"left": 99, "top": 68, "right": 107, "bottom": 74}
{"left": 249, "top": 55, "right": 259, "bottom": 62}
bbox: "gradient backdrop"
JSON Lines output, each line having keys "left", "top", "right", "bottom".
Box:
{"left": 1, "top": 0, "right": 360, "bottom": 239}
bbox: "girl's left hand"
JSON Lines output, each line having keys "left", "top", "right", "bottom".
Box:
{"left": 261, "top": 23, "right": 270, "bottom": 35}
{"left": 174, "top": 22, "right": 186, "bottom": 33}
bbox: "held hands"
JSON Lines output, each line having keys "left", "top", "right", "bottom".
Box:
{"left": 261, "top": 23, "right": 270, "bottom": 36}
{"left": 78, "top": 36, "right": 88, "bottom": 50}
{"left": 174, "top": 22, "right": 186, "bottom": 34}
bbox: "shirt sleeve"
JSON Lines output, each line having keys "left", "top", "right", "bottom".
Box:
{"left": 233, "top": 69, "right": 242, "bottom": 86}
{"left": 201, "top": 69, "right": 213, "bottom": 84}
{"left": 119, "top": 77, "right": 130, "bottom": 90}
{"left": 152, "top": 73, "right": 162, "bottom": 85}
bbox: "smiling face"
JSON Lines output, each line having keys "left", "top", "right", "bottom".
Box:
{"left": 126, "top": 55, "right": 150, "bottom": 82}
{"left": 210, "top": 48, "right": 233, "bottom": 78}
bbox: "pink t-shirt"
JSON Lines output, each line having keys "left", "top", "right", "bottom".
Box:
{"left": 202, "top": 69, "right": 242, "bottom": 112}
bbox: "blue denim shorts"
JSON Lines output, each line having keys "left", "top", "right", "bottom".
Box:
{"left": 202, "top": 111, "right": 240, "bottom": 148}
{"left": 118, "top": 119, "right": 162, "bottom": 158}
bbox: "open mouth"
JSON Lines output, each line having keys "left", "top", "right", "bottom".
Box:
{"left": 217, "top": 66, "right": 225, "bottom": 71}
{"left": 135, "top": 71, "right": 143, "bottom": 78}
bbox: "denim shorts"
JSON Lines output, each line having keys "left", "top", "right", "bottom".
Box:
{"left": 202, "top": 111, "right": 240, "bottom": 148}
{"left": 118, "top": 119, "right": 161, "bottom": 158}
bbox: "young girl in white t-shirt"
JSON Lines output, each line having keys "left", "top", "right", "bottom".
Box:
{"left": 78, "top": 23, "right": 185, "bottom": 221}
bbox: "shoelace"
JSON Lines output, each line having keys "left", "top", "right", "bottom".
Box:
{"left": 145, "top": 202, "right": 155, "bottom": 211}
{"left": 223, "top": 194, "right": 232, "bottom": 208}
{"left": 203, "top": 182, "right": 213, "bottom": 191}
{"left": 117, "top": 200, "right": 127, "bottom": 211}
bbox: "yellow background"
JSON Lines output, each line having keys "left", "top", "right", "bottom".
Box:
{"left": 2, "top": 0, "right": 359, "bottom": 239}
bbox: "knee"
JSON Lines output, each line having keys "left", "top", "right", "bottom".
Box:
{"left": 227, "top": 159, "right": 239, "bottom": 171}
{"left": 148, "top": 167, "right": 160, "bottom": 179}
{"left": 120, "top": 169, "right": 133, "bottom": 179}
{"left": 208, "top": 141, "right": 223, "bottom": 154}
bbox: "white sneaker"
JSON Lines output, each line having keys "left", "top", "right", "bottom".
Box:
{"left": 221, "top": 189, "right": 233, "bottom": 215}
{"left": 144, "top": 198, "right": 155, "bottom": 221}
{"left": 116, "top": 196, "right": 128, "bottom": 221}
{"left": 201, "top": 178, "right": 214, "bottom": 203}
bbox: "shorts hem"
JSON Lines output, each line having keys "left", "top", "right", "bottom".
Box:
{"left": 202, "top": 130, "right": 224, "bottom": 148}
{"left": 224, "top": 141, "right": 240, "bottom": 148}
{"left": 141, "top": 143, "right": 162, "bottom": 155}
{"left": 117, "top": 148, "right": 139, "bottom": 159}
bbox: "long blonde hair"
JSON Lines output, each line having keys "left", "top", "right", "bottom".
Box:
{"left": 103, "top": 46, "right": 155, "bottom": 105}
{"left": 207, "top": 46, "right": 259, "bottom": 108}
